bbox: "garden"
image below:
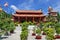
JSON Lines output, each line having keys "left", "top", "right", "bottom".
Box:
{"left": 19, "top": 12, "right": 60, "bottom": 40}
{"left": 0, "top": 10, "right": 60, "bottom": 40}
{"left": 0, "top": 10, "right": 15, "bottom": 40}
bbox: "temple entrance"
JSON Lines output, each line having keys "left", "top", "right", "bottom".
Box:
{"left": 27, "top": 17, "right": 33, "bottom": 22}
{"left": 20, "top": 17, "right": 26, "bottom": 23}
{"left": 34, "top": 17, "right": 40, "bottom": 22}
{"left": 14, "top": 17, "right": 18, "bottom": 22}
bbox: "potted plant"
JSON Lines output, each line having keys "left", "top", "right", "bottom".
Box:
{"left": 20, "top": 22, "right": 28, "bottom": 40}
{"left": 54, "top": 22, "right": 60, "bottom": 39}
{"left": 20, "top": 30, "right": 28, "bottom": 40}
{"left": 45, "top": 28, "right": 55, "bottom": 40}
{"left": 0, "top": 30, "right": 4, "bottom": 39}
{"left": 42, "top": 22, "right": 55, "bottom": 35}
{"left": 35, "top": 27, "right": 41, "bottom": 39}
{"left": 22, "top": 27, "right": 27, "bottom": 31}
{"left": 39, "top": 21, "right": 44, "bottom": 31}
{"left": 9, "top": 22, "right": 15, "bottom": 33}
{"left": 32, "top": 27, "right": 36, "bottom": 36}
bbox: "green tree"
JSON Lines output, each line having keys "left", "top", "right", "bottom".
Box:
{"left": 57, "top": 12, "right": 60, "bottom": 22}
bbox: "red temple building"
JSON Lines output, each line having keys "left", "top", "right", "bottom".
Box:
{"left": 12, "top": 7, "right": 57, "bottom": 23}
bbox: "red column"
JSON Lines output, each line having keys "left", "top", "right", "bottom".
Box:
{"left": 18, "top": 17, "right": 20, "bottom": 23}
{"left": 13, "top": 16, "right": 15, "bottom": 22}
{"left": 39, "top": 17, "right": 41, "bottom": 22}
{"left": 26, "top": 17, "right": 27, "bottom": 22}
{"left": 19, "top": 17, "right": 20, "bottom": 23}
{"left": 33, "top": 17, "right": 34, "bottom": 23}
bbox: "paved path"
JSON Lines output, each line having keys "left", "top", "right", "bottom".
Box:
{"left": 27, "top": 29, "right": 36, "bottom": 40}
{"left": 2, "top": 26, "right": 21, "bottom": 40}
{"left": 27, "top": 25, "right": 36, "bottom": 40}
{"left": 1, "top": 25, "right": 60, "bottom": 40}
{"left": 27, "top": 25, "right": 46, "bottom": 40}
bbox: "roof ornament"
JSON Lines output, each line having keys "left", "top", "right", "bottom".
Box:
{"left": 4, "top": 2, "right": 8, "bottom": 7}
{"left": 40, "top": 9, "right": 42, "bottom": 12}
{"left": 48, "top": 6, "right": 53, "bottom": 12}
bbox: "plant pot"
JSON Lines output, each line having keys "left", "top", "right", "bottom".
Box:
{"left": 32, "top": 33, "right": 36, "bottom": 36}
{"left": 35, "top": 35, "right": 41, "bottom": 39}
{"left": 0, "top": 35, "right": 2, "bottom": 39}
{"left": 10, "top": 30, "right": 14, "bottom": 33}
{"left": 42, "top": 32, "right": 46, "bottom": 35}
{"left": 4, "top": 32, "right": 9, "bottom": 36}
{"left": 54, "top": 35, "right": 60, "bottom": 39}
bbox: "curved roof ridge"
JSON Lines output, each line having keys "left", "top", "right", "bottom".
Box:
{"left": 16, "top": 10, "right": 42, "bottom": 13}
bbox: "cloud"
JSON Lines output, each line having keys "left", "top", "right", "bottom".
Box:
{"left": 54, "top": 5, "right": 60, "bottom": 12}
{"left": 18, "top": 0, "right": 34, "bottom": 10}
{"left": 54, "top": 2, "right": 60, "bottom": 12}
{"left": 46, "top": 0, "right": 49, "bottom": 2}
{"left": 28, "top": 0, "right": 34, "bottom": 4}
{"left": 39, "top": 0, "right": 49, "bottom": 3}
{"left": 10, "top": 5, "right": 19, "bottom": 10}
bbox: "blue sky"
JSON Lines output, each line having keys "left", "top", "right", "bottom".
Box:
{"left": 0, "top": 0, "right": 60, "bottom": 15}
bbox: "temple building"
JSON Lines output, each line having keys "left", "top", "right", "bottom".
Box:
{"left": 12, "top": 7, "right": 57, "bottom": 23}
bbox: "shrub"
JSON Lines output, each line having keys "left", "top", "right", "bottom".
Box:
{"left": 28, "top": 21, "right": 34, "bottom": 25}
{"left": 55, "top": 22, "right": 60, "bottom": 35}
{"left": 20, "top": 30, "right": 28, "bottom": 40}
{"left": 22, "top": 27, "right": 27, "bottom": 31}
{"left": 36, "top": 27, "right": 41, "bottom": 35}
{"left": 45, "top": 28, "right": 55, "bottom": 40}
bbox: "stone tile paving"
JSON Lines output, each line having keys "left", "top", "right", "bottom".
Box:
{"left": 27, "top": 29, "right": 36, "bottom": 40}
{"left": 2, "top": 26, "right": 21, "bottom": 40}
{"left": 1, "top": 25, "right": 60, "bottom": 40}
{"left": 56, "top": 39, "right": 60, "bottom": 40}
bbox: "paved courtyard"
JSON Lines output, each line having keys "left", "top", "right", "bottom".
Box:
{"left": 1, "top": 25, "right": 60, "bottom": 40}
{"left": 2, "top": 26, "right": 21, "bottom": 40}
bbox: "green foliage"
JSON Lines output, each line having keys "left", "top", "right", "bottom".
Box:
{"left": 39, "top": 21, "right": 44, "bottom": 29}
{"left": 45, "top": 28, "right": 55, "bottom": 40}
{"left": 21, "top": 22, "right": 28, "bottom": 31}
{"left": 42, "top": 21, "right": 55, "bottom": 40}
{"left": 47, "top": 13, "right": 57, "bottom": 23}
{"left": 0, "top": 11, "right": 12, "bottom": 19}
{"left": 33, "top": 27, "right": 36, "bottom": 33}
{"left": 20, "top": 22, "right": 28, "bottom": 40}
{"left": 15, "top": 22, "right": 20, "bottom": 26}
{"left": 21, "top": 22, "right": 29, "bottom": 27}
{"left": 28, "top": 21, "right": 34, "bottom": 25}
{"left": 0, "top": 10, "right": 15, "bottom": 35}
{"left": 43, "top": 22, "right": 55, "bottom": 29}
{"left": 55, "top": 22, "right": 60, "bottom": 34}
{"left": 20, "top": 30, "right": 28, "bottom": 40}
{"left": 36, "top": 27, "right": 41, "bottom": 35}
{"left": 22, "top": 27, "right": 28, "bottom": 31}
{"left": 9, "top": 22, "right": 15, "bottom": 31}
{"left": 0, "top": 30, "right": 5, "bottom": 35}
{"left": 57, "top": 12, "right": 60, "bottom": 22}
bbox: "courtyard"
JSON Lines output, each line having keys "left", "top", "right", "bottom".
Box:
{"left": 0, "top": 24, "right": 60, "bottom": 40}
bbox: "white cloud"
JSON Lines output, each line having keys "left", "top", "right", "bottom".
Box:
{"left": 46, "top": 0, "right": 49, "bottom": 2}
{"left": 18, "top": 0, "right": 34, "bottom": 10}
{"left": 28, "top": 0, "right": 34, "bottom": 4}
{"left": 54, "top": 2, "right": 60, "bottom": 12}
{"left": 38, "top": 0, "right": 49, "bottom": 3}
{"left": 10, "top": 5, "right": 19, "bottom": 11}
{"left": 54, "top": 6, "right": 60, "bottom": 12}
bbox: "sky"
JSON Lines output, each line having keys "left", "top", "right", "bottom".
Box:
{"left": 0, "top": 0, "right": 60, "bottom": 15}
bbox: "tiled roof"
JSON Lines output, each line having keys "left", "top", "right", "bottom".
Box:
{"left": 16, "top": 10, "right": 42, "bottom": 13}
{"left": 13, "top": 14, "right": 45, "bottom": 17}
